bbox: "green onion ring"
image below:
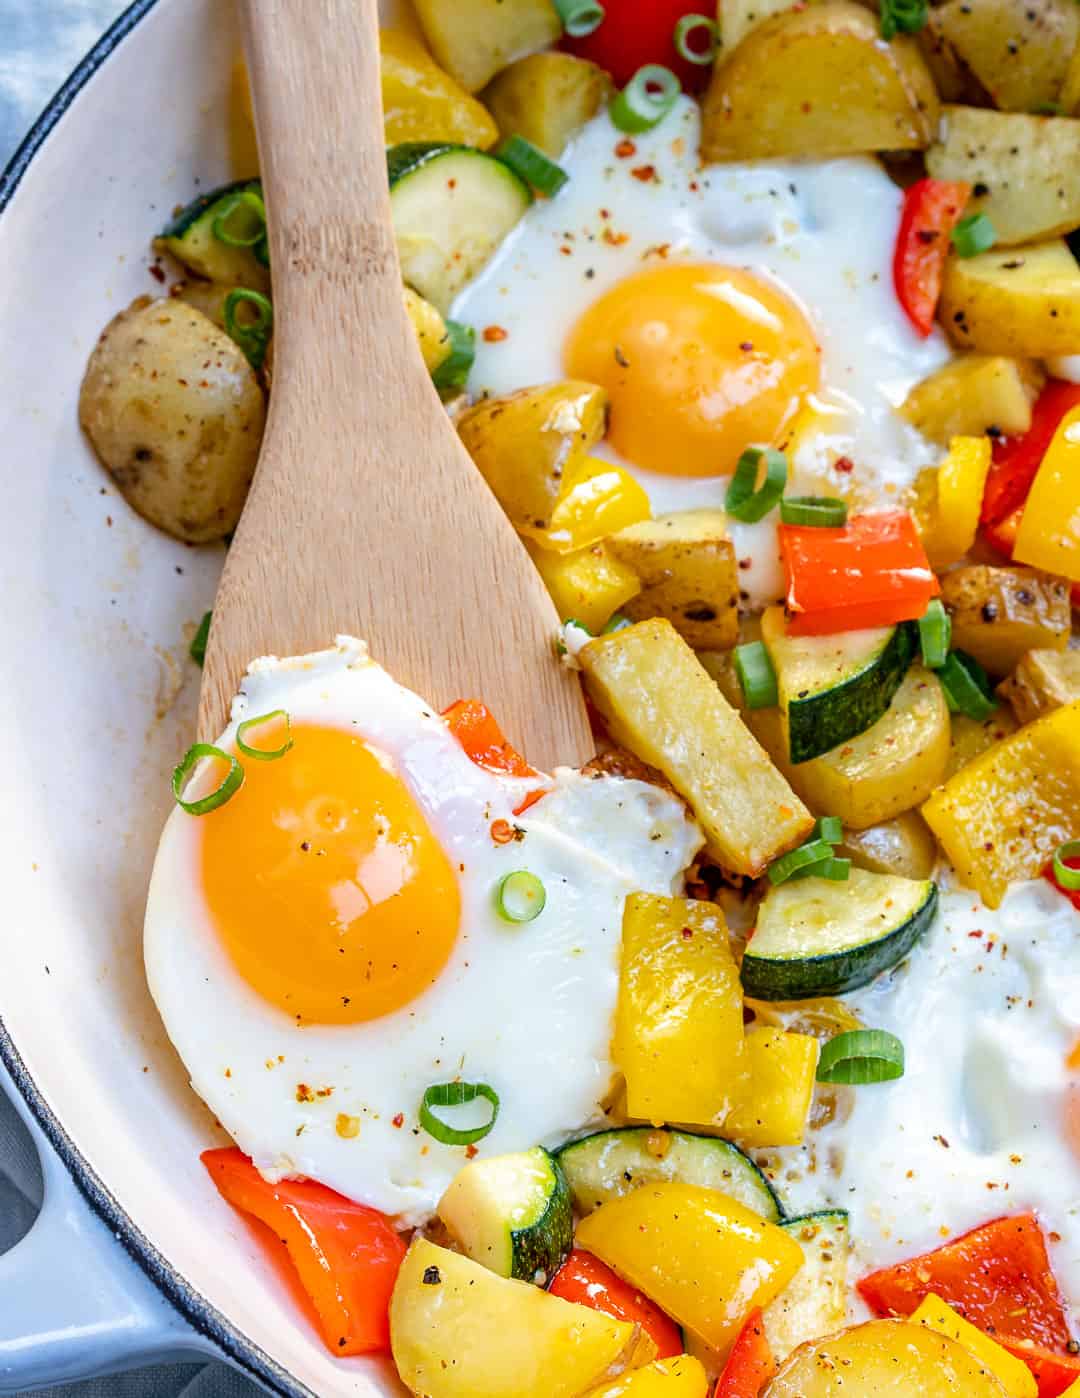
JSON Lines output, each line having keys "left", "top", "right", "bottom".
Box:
{"left": 553, "top": 0, "right": 605, "bottom": 36}
{"left": 1053, "top": 840, "right": 1080, "bottom": 891}
{"left": 495, "top": 870, "right": 547, "bottom": 923}
{"left": 951, "top": 212, "right": 997, "bottom": 259}
{"left": 817, "top": 1029, "right": 905, "bottom": 1085}
{"left": 674, "top": 14, "right": 719, "bottom": 64}
{"left": 172, "top": 743, "right": 244, "bottom": 815}
{"left": 779, "top": 496, "right": 849, "bottom": 528}
{"left": 497, "top": 135, "right": 569, "bottom": 198}
{"left": 190, "top": 611, "right": 211, "bottom": 668}
{"left": 212, "top": 189, "right": 267, "bottom": 248}
{"left": 725, "top": 447, "right": 788, "bottom": 523}
{"left": 223, "top": 288, "right": 273, "bottom": 371}
{"left": 767, "top": 837, "right": 837, "bottom": 885}
{"left": 814, "top": 816, "right": 843, "bottom": 846}
{"left": 610, "top": 65, "right": 682, "bottom": 135}
{"left": 938, "top": 650, "right": 997, "bottom": 721}
{"left": 419, "top": 1081, "right": 500, "bottom": 1146}
{"left": 918, "top": 598, "right": 951, "bottom": 670}
{"left": 236, "top": 709, "right": 293, "bottom": 761}
{"left": 734, "top": 640, "right": 778, "bottom": 710}
{"left": 603, "top": 613, "right": 633, "bottom": 634}
{"left": 431, "top": 320, "right": 476, "bottom": 392}
{"left": 811, "top": 856, "right": 851, "bottom": 882}
{"left": 879, "top": 0, "right": 928, "bottom": 40}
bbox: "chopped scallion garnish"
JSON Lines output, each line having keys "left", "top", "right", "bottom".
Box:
{"left": 674, "top": 14, "right": 719, "bottom": 64}
{"left": 236, "top": 709, "right": 293, "bottom": 762}
{"left": 223, "top": 288, "right": 273, "bottom": 371}
{"left": 495, "top": 870, "right": 547, "bottom": 923}
{"left": 553, "top": 0, "right": 605, "bottom": 37}
{"left": 817, "top": 1029, "right": 905, "bottom": 1084}
{"left": 603, "top": 613, "right": 633, "bottom": 633}
{"left": 938, "top": 650, "right": 997, "bottom": 720}
{"left": 497, "top": 135, "right": 569, "bottom": 198}
{"left": 951, "top": 212, "right": 996, "bottom": 259}
{"left": 419, "top": 1081, "right": 500, "bottom": 1145}
{"left": 431, "top": 320, "right": 476, "bottom": 392}
{"left": 172, "top": 743, "right": 244, "bottom": 816}
{"left": 734, "top": 640, "right": 778, "bottom": 709}
{"left": 212, "top": 188, "right": 267, "bottom": 248}
{"left": 779, "top": 496, "right": 848, "bottom": 528}
{"left": 611, "top": 65, "right": 681, "bottom": 134}
{"left": 190, "top": 611, "right": 211, "bottom": 667}
{"left": 725, "top": 447, "right": 788, "bottom": 523}
{"left": 767, "top": 837, "right": 838, "bottom": 885}
{"left": 918, "top": 598, "right": 951, "bottom": 669}
{"left": 814, "top": 816, "right": 843, "bottom": 846}
{"left": 879, "top": 0, "right": 928, "bottom": 40}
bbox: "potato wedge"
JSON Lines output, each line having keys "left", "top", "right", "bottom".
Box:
{"left": 899, "top": 355, "right": 1042, "bottom": 444}
{"left": 701, "top": 1, "right": 938, "bottom": 162}
{"left": 940, "top": 239, "right": 1080, "bottom": 357}
{"left": 591, "top": 1356, "right": 710, "bottom": 1398}
{"left": 579, "top": 620, "right": 813, "bottom": 874}
{"left": 836, "top": 812, "right": 939, "bottom": 880}
{"left": 940, "top": 565, "right": 1070, "bottom": 676}
{"left": 483, "top": 53, "right": 611, "bottom": 158}
{"left": 720, "top": 0, "right": 800, "bottom": 54}
{"left": 945, "top": 709, "right": 1019, "bottom": 778}
{"left": 997, "top": 648, "right": 1080, "bottom": 725}
{"left": 915, "top": 11, "right": 991, "bottom": 105}
{"left": 411, "top": 0, "right": 561, "bottom": 92}
{"left": 928, "top": 107, "right": 1080, "bottom": 247}
{"left": 933, "top": 0, "right": 1078, "bottom": 114}
{"left": 457, "top": 382, "right": 608, "bottom": 534}
{"left": 609, "top": 511, "right": 739, "bottom": 651}
{"left": 524, "top": 537, "right": 641, "bottom": 633}
{"left": 381, "top": 28, "right": 498, "bottom": 147}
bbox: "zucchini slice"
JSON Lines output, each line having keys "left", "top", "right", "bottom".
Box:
{"left": 388, "top": 142, "right": 532, "bottom": 313}
{"left": 763, "top": 1211, "right": 850, "bottom": 1363}
{"left": 157, "top": 179, "right": 270, "bottom": 292}
{"left": 761, "top": 607, "right": 916, "bottom": 764}
{"left": 437, "top": 1146, "right": 572, "bottom": 1284}
{"left": 742, "top": 867, "right": 937, "bottom": 1000}
{"left": 555, "top": 1126, "right": 781, "bottom": 1223}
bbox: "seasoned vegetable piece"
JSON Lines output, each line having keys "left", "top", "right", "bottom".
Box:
{"left": 946, "top": 708, "right": 1020, "bottom": 778}
{"left": 549, "top": 1251, "right": 684, "bottom": 1362}
{"left": 910, "top": 1295, "right": 1037, "bottom": 1398}
{"left": 765, "top": 1319, "right": 1010, "bottom": 1396}
{"left": 923, "top": 700, "right": 1080, "bottom": 906}
{"left": 998, "top": 649, "right": 1080, "bottom": 725}
{"left": 716, "top": 1308, "right": 779, "bottom": 1398}
{"left": 609, "top": 511, "right": 739, "bottom": 651}
{"left": 1014, "top": 403, "right": 1080, "bottom": 582}
{"left": 723, "top": 1028, "right": 819, "bottom": 1149}
{"left": 483, "top": 53, "right": 611, "bottom": 157}
{"left": 915, "top": 11, "right": 992, "bottom": 106}
{"left": 939, "top": 239, "right": 1080, "bottom": 357}
{"left": 721, "top": 0, "right": 800, "bottom": 53}
{"left": 940, "top": 566, "right": 1070, "bottom": 677}
{"left": 579, "top": 620, "right": 814, "bottom": 875}
{"left": 614, "top": 894, "right": 747, "bottom": 1128}
{"left": 156, "top": 179, "right": 270, "bottom": 292}
{"left": 380, "top": 28, "right": 498, "bottom": 148}
{"left": 390, "top": 1238, "right": 655, "bottom": 1398}
{"left": 928, "top": 107, "right": 1080, "bottom": 246}
{"left": 911, "top": 436, "right": 993, "bottom": 570}
{"left": 591, "top": 1355, "right": 710, "bottom": 1398}
{"left": 575, "top": 1184, "right": 804, "bottom": 1354}
{"left": 410, "top": 0, "right": 561, "bottom": 92}
{"left": 900, "top": 357, "right": 1041, "bottom": 445}
{"left": 171, "top": 279, "right": 238, "bottom": 331}
{"left": 458, "top": 381, "right": 608, "bottom": 534}
{"left": 535, "top": 457, "right": 650, "bottom": 555}
{"left": 835, "top": 812, "right": 938, "bottom": 881}
{"left": 701, "top": 3, "right": 939, "bottom": 163}
{"left": 402, "top": 287, "right": 451, "bottom": 375}
{"left": 762, "top": 1212, "right": 849, "bottom": 1365}
{"left": 931, "top": 0, "right": 1078, "bottom": 115}
{"left": 524, "top": 538, "right": 641, "bottom": 633}
{"left": 79, "top": 298, "right": 265, "bottom": 544}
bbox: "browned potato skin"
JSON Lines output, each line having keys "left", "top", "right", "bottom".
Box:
{"left": 899, "top": 354, "right": 1043, "bottom": 443}
{"left": 916, "top": 11, "right": 991, "bottom": 105}
{"left": 79, "top": 297, "right": 265, "bottom": 544}
{"left": 998, "top": 648, "right": 1080, "bottom": 725}
{"left": 940, "top": 565, "right": 1071, "bottom": 677}
{"left": 934, "top": 0, "right": 1078, "bottom": 113}
{"left": 702, "top": 2, "right": 939, "bottom": 162}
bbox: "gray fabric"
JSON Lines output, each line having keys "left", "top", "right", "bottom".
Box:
{"left": 0, "top": 3, "right": 265, "bottom": 1392}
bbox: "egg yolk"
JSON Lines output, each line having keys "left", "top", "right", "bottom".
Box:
{"left": 200, "top": 723, "right": 461, "bottom": 1026}
{"left": 564, "top": 262, "right": 821, "bottom": 477}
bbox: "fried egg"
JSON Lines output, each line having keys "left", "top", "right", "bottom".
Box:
{"left": 453, "top": 96, "right": 953, "bottom": 607}
{"left": 145, "top": 638, "right": 702, "bottom": 1222}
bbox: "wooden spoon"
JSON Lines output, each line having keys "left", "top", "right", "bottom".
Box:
{"left": 199, "top": 0, "right": 592, "bottom": 771}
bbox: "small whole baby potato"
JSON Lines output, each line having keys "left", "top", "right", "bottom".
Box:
{"left": 79, "top": 296, "right": 266, "bottom": 543}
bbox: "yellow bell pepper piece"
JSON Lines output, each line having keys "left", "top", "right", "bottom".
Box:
{"left": 591, "top": 1355, "right": 709, "bottom": 1397}
{"left": 381, "top": 30, "right": 498, "bottom": 149}
{"left": 575, "top": 1183, "right": 804, "bottom": 1354}
{"left": 723, "top": 1027, "right": 819, "bottom": 1149}
{"left": 915, "top": 435, "right": 992, "bottom": 570}
{"left": 532, "top": 457, "right": 652, "bottom": 554}
{"left": 523, "top": 537, "right": 641, "bottom": 634}
{"left": 910, "top": 1295, "right": 1037, "bottom": 1398}
{"left": 614, "top": 894, "right": 747, "bottom": 1129}
{"left": 1060, "top": 1381, "right": 1080, "bottom": 1398}
{"left": 1015, "top": 404, "right": 1080, "bottom": 581}
{"left": 403, "top": 288, "right": 450, "bottom": 375}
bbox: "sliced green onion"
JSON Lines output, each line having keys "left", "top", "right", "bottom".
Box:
{"left": 496, "top": 870, "right": 547, "bottom": 923}
{"left": 212, "top": 188, "right": 267, "bottom": 248}
{"left": 431, "top": 320, "right": 476, "bottom": 392}
{"left": 1052, "top": 840, "right": 1080, "bottom": 890}
{"left": 420, "top": 1081, "right": 500, "bottom": 1146}
{"left": 812, "top": 856, "right": 852, "bottom": 882}
{"left": 497, "top": 135, "right": 569, "bottom": 197}
{"left": 190, "top": 611, "right": 211, "bottom": 667}
{"left": 767, "top": 838, "right": 837, "bottom": 885}
{"left": 236, "top": 709, "right": 293, "bottom": 761}
{"left": 223, "top": 288, "right": 273, "bottom": 371}
{"left": 725, "top": 447, "right": 788, "bottom": 523}
{"left": 674, "top": 14, "right": 719, "bottom": 64}
{"left": 951, "top": 213, "right": 996, "bottom": 259}
{"left": 734, "top": 641, "right": 778, "bottom": 710}
{"left": 554, "top": 0, "right": 605, "bottom": 37}
{"left": 814, "top": 816, "right": 843, "bottom": 846}
{"left": 939, "top": 650, "right": 997, "bottom": 720}
{"left": 879, "top": 0, "right": 928, "bottom": 40}
{"left": 779, "top": 496, "right": 848, "bottom": 528}
{"left": 611, "top": 65, "right": 681, "bottom": 134}
{"left": 918, "top": 598, "right": 951, "bottom": 669}
{"left": 603, "top": 613, "right": 633, "bottom": 633}
{"left": 817, "top": 1029, "right": 905, "bottom": 1085}
{"left": 172, "top": 743, "right": 244, "bottom": 815}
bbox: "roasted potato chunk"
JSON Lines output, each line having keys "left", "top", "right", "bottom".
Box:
{"left": 927, "top": 107, "right": 1080, "bottom": 247}
{"left": 171, "top": 279, "right": 235, "bottom": 330}
{"left": 933, "top": 0, "right": 1078, "bottom": 113}
{"left": 998, "top": 648, "right": 1080, "bottom": 725}
{"left": 946, "top": 709, "right": 1019, "bottom": 778}
{"left": 411, "top": 0, "right": 560, "bottom": 92}
{"left": 940, "top": 239, "right": 1080, "bottom": 357}
{"left": 701, "top": 2, "right": 938, "bottom": 162}
{"left": 457, "top": 382, "right": 608, "bottom": 534}
{"left": 899, "top": 355, "right": 1042, "bottom": 444}
{"left": 836, "top": 812, "right": 939, "bottom": 881}
{"left": 940, "top": 565, "right": 1070, "bottom": 677}
{"left": 915, "top": 11, "right": 991, "bottom": 105}
{"left": 483, "top": 53, "right": 611, "bottom": 158}
{"left": 381, "top": 28, "right": 498, "bottom": 147}
{"left": 608, "top": 510, "right": 739, "bottom": 651}
{"left": 79, "top": 297, "right": 265, "bottom": 544}
{"left": 402, "top": 286, "right": 451, "bottom": 375}
{"left": 720, "top": 0, "right": 800, "bottom": 54}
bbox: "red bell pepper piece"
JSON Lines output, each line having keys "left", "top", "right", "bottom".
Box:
{"left": 548, "top": 1249, "right": 683, "bottom": 1359}
{"left": 858, "top": 1213, "right": 1073, "bottom": 1354}
{"left": 202, "top": 1148, "right": 406, "bottom": 1356}
{"left": 714, "top": 1307, "right": 778, "bottom": 1397}
{"left": 998, "top": 1340, "right": 1080, "bottom": 1398}
{"left": 560, "top": 0, "right": 716, "bottom": 92}
{"left": 780, "top": 509, "right": 939, "bottom": 636}
{"left": 893, "top": 178, "right": 971, "bottom": 336}
{"left": 982, "top": 380, "right": 1080, "bottom": 528}
{"left": 441, "top": 699, "right": 539, "bottom": 779}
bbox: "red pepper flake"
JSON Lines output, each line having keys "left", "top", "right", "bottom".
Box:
{"left": 148, "top": 262, "right": 166, "bottom": 283}
{"left": 295, "top": 1083, "right": 315, "bottom": 1103}
{"left": 392, "top": 1112, "right": 405, "bottom": 1129}
{"left": 465, "top": 1144, "right": 479, "bottom": 1159}
{"left": 559, "top": 245, "right": 572, "bottom": 256}
{"left": 483, "top": 325, "right": 508, "bottom": 343}
{"left": 602, "top": 228, "right": 630, "bottom": 247}
{"left": 630, "top": 164, "right": 657, "bottom": 183}
{"left": 614, "top": 139, "right": 637, "bottom": 159}
{"left": 490, "top": 818, "right": 516, "bottom": 845}
{"left": 834, "top": 455, "right": 855, "bottom": 474}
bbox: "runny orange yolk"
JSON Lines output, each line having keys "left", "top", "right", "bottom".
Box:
{"left": 564, "top": 262, "right": 821, "bottom": 477}
{"left": 200, "top": 723, "right": 460, "bottom": 1026}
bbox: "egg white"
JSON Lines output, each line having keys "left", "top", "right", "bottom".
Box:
{"left": 145, "top": 637, "right": 702, "bottom": 1222}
